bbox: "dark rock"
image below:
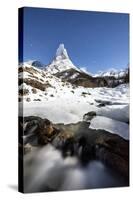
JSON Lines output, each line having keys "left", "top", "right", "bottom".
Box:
{"left": 95, "top": 99, "right": 111, "bottom": 105}
{"left": 83, "top": 111, "right": 96, "bottom": 121}
{"left": 33, "top": 99, "right": 41, "bottom": 101}
{"left": 55, "top": 68, "right": 108, "bottom": 88}
{"left": 55, "top": 121, "right": 129, "bottom": 179}
{"left": 97, "top": 103, "right": 106, "bottom": 107}
{"left": 20, "top": 116, "right": 60, "bottom": 146}
{"left": 61, "top": 137, "right": 75, "bottom": 157}
{"left": 50, "top": 94, "right": 54, "bottom": 97}
{"left": 26, "top": 98, "right": 31, "bottom": 102}
{"left": 32, "top": 88, "right": 37, "bottom": 94}
{"left": 36, "top": 119, "right": 59, "bottom": 145}
{"left": 77, "top": 136, "right": 95, "bottom": 164}
{"left": 95, "top": 134, "right": 129, "bottom": 178}
{"left": 81, "top": 92, "right": 91, "bottom": 97}
{"left": 19, "top": 78, "right": 51, "bottom": 91}
{"left": 52, "top": 129, "right": 75, "bottom": 155}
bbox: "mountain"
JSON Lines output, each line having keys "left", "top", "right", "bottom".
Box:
{"left": 45, "top": 44, "right": 81, "bottom": 74}
{"left": 94, "top": 68, "right": 129, "bottom": 79}
{"left": 19, "top": 44, "right": 129, "bottom": 94}
{"left": 45, "top": 44, "right": 108, "bottom": 87}
{"left": 93, "top": 68, "right": 129, "bottom": 87}
{"left": 25, "top": 60, "right": 45, "bottom": 69}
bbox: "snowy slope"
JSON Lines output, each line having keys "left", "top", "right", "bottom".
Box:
{"left": 19, "top": 61, "right": 75, "bottom": 102}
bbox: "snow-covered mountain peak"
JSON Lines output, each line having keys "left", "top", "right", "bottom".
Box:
{"left": 55, "top": 43, "right": 69, "bottom": 60}
{"left": 45, "top": 44, "right": 81, "bottom": 74}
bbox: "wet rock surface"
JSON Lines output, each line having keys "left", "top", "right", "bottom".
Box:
{"left": 19, "top": 116, "right": 129, "bottom": 182}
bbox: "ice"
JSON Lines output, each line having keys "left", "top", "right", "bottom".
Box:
{"left": 90, "top": 116, "right": 129, "bottom": 140}
{"left": 97, "top": 104, "right": 129, "bottom": 123}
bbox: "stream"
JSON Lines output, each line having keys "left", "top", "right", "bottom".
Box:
{"left": 24, "top": 144, "right": 128, "bottom": 193}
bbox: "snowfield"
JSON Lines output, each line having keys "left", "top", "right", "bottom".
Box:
{"left": 19, "top": 80, "right": 129, "bottom": 140}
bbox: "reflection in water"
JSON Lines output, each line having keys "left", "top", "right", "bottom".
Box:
{"left": 24, "top": 144, "right": 127, "bottom": 193}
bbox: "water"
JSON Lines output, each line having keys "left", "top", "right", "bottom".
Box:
{"left": 24, "top": 144, "right": 128, "bottom": 193}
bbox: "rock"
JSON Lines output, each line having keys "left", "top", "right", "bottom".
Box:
{"left": 55, "top": 68, "right": 108, "bottom": 88}
{"left": 59, "top": 121, "right": 129, "bottom": 179}
{"left": 95, "top": 134, "right": 129, "bottom": 178}
{"left": 97, "top": 103, "right": 106, "bottom": 107}
{"left": 32, "top": 88, "right": 37, "bottom": 94}
{"left": 33, "top": 99, "right": 41, "bottom": 101}
{"left": 19, "top": 116, "right": 129, "bottom": 180}
{"left": 83, "top": 111, "right": 96, "bottom": 121}
{"left": 61, "top": 137, "right": 75, "bottom": 157}
{"left": 36, "top": 119, "right": 59, "bottom": 145}
{"left": 52, "top": 129, "right": 75, "bottom": 156}
{"left": 19, "top": 78, "right": 51, "bottom": 91}
{"left": 77, "top": 136, "right": 95, "bottom": 164}
{"left": 26, "top": 98, "right": 31, "bottom": 102}
{"left": 95, "top": 99, "right": 115, "bottom": 107}
{"left": 20, "top": 116, "right": 60, "bottom": 146}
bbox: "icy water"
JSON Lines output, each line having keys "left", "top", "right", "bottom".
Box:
{"left": 24, "top": 144, "right": 128, "bottom": 193}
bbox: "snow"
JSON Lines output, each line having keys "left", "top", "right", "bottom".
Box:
{"left": 19, "top": 82, "right": 129, "bottom": 126}
{"left": 45, "top": 44, "right": 81, "bottom": 74}
{"left": 19, "top": 59, "right": 129, "bottom": 140}
{"left": 80, "top": 67, "right": 92, "bottom": 75}
{"left": 90, "top": 116, "right": 129, "bottom": 140}
{"left": 93, "top": 68, "right": 128, "bottom": 78}
{"left": 70, "top": 73, "right": 79, "bottom": 79}
{"left": 55, "top": 43, "right": 68, "bottom": 59}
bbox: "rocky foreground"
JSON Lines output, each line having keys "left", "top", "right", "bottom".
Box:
{"left": 19, "top": 115, "right": 129, "bottom": 182}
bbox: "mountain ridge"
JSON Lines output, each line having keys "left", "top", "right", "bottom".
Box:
{"left": 21, "top": 43, "right": 129, "bottom": 88}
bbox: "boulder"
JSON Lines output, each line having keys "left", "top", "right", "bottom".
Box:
{"left": 95, "top": 134, "right": 129, "bottom": 178}
{"left": 20, "top": 116, "right": 60, "bottom": 146}
{"left": 36, "top": 118, "right": 59, "bottom": 145}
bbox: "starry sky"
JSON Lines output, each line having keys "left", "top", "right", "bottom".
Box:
{"left": 19, "top": 7, "right": 129, "bottom": 73}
